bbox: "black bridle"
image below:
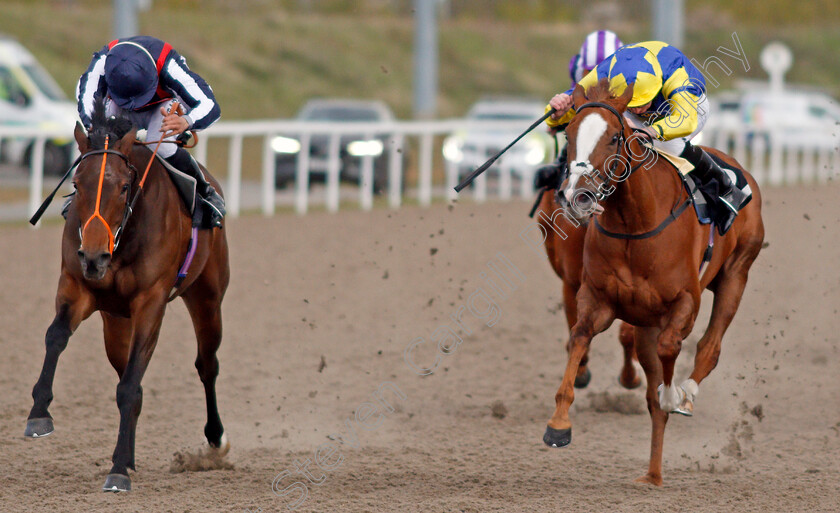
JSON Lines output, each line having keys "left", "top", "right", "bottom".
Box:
{"left": 570, "top": 101, "right": 691, "bottom": 240}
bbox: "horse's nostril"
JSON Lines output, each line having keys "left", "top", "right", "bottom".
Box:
{"left": 97, "top": 253, "right": 112, "bottom": 266}
{"left": 575, "top": 192, "right": 592, "bottom": 208}
{"left": 77, "top": 249, "right": 85, "bottom": 260}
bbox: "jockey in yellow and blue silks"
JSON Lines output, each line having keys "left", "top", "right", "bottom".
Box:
{"left": 534, "top": 30, "right": 623, "bottom": 192}
{"left": 547, "top": 41, "right": 748, "bottom": 234}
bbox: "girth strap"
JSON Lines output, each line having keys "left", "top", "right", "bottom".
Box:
{"left": 593, "top": 196, "right": 691, "bottom": 240}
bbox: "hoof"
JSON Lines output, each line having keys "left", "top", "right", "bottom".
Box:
{"left": 102, "top": 473, "right": 131, "bottom": 492}
{"left": 573, "top": 367, "right": 592, "bottom": 389}
{"left": 24, "top": 417, "right": 54, "bottom": 438}
{"left": 208, "top": 432, "right": 230, "bottom": 457}
{"left": 674, "top": 379, "right": 698, "bottom": 416}
{"left": 634, "top": 474, "right": 663, "bottom": 486}
{"left": 672, "top": 397, "right": 694, "bottom": 417}
{"left": 543, "top": 425, "right": 572, "bottom": 448}
{"left": 618, "top": 363, "right": 643, "bottom": 389}
{"left": 657, "top": 383, "right": 686, "bottom": 414}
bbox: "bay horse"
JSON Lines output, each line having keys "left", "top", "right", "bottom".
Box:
{"left": 535, "top": 187, "right": 641, "bottom": 390}
{"left": 24, "top": 99, "right": 230, "bottom": 492}
{"left": 542, "top": 79, "right": 764, "bottom": 485}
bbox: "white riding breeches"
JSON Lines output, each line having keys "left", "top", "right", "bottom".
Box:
{"left": 106, "top": 98, "right": 180, "bottom": 158}
{"left": 623, "top": 95, "right": 710, "bottom": 156}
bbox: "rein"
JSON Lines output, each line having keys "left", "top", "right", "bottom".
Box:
{"left": 111, "top": 116, "right": 174, "bottom": 252}
{"left": 573, "top": 101, "right": 690, "bottom": 240}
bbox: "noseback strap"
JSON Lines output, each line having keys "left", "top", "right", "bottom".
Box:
{"left": 82, "top": 136, "right": 116, "bottom": 254}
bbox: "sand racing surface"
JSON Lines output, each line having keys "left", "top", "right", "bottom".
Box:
{"left": 1, "top": 183, "right": 838, "bottom": 512}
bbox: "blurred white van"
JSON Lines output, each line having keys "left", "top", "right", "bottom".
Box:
{"left": 0, "top": 36, "right": 79, "bottom": 175}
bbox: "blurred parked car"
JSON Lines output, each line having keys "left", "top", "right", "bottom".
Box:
{"left": 0, "top": 36, "right": 78, "bottom": 175}
{"left": 710, "top": 88, "right": 840, "bottom": 150}
{"left": 272, "top": 99, "right": 404, "bottom": 193}
{"left": 442, "top": 98, "right": 553, "bottom": 181}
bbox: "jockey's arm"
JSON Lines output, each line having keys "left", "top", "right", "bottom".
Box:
{"left": 650, "top": 69, "right": 703, "bottom": 140}
{"left": 159, "top": 52, "right": 220, "bottom": 132}
{"left": 650, "top": 89, "right": 700, "bottom": 140}
{"left": 545, "top": 69, "right": 600, "bottom": 128}
{"left": 75, "top": 45, "right": 110, "bottom": 128}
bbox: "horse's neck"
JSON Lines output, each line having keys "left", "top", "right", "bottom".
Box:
{"left": 601, "top": 143, "right": 680, "bottom": 233}
{"left": 123, "top": 150, "right": 185, "bottom": 249}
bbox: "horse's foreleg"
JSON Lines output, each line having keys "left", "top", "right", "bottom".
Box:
{"left": 544, "top": 286, "right": 614, "bottom": 448}
{"left": 656, "top": 291, "right": 698, "bottom": 414}
{"left": 182, "top": 291, "right": 227, "bottom": 451}
{"left": 102, "top": 312, "right": 134, "bottom": 377}
{"left": 26, "top": 276, "right": 94, "bottom": 438}
{"left": 103, "top": 290, "right": 166, "bottom": 493}
{"left": 633, "top": 327, "right": 667, "bottom": 486}
{"left": 562, "top": 282, "right": 591, "bottom": 389}
{"left": 617, "top": 322, "right": 642, "bottom": 389}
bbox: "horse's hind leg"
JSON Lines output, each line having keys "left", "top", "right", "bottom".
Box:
{"left": 26, "top": 275, "right": 95, "bottom": 438}
{"left": 680, "top": 239, "right": 762, "bottom": 414}
{"left": 633, "top": 327, "right": 668, "bottom": 486}
{"left": 182, "top": 280, "right": 227, "bottom": 450}
{"left": 617, "top": 322, "right": 642, "bottom": 389}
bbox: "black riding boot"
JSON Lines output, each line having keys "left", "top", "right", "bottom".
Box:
{"left": 681, "top": 143, "right": 747, "bottom": 235}
{"left": 165, "top": 148, "right": 225, "bottom": 229}
{"left": 533, "top": 145, "right": 569, "bottom": 190}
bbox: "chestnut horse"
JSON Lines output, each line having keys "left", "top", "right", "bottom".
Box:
{"left": 542, "top": 80, "right": 764, "bottom": 485}
{"left": 25, "top": 101, "right": 230, "bottom": 492}
{"left": 534, "top": 190, "right": 641, "bottom": 390}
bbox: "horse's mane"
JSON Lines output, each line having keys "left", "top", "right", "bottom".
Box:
{"left": 583, "top": 78, "right": 616, "bottom": 103}
{"left": 88, "top": 96, "right": 135, "bottom": 150}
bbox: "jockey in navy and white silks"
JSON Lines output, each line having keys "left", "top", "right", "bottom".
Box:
{"left": 75, "top": 36, "right": 224, "bottom": 228}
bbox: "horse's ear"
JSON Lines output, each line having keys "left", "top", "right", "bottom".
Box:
{"left": 572, "top": 83, "right": 587, "bottom": 110}
{"left": 615, "top": 83, "right": 635, "bottom": 113}
{"left": 74, "top": 122, "right": 89, "bottom": 153}
{"left": 118, "top": 127, "right": 137, "bottom": 155}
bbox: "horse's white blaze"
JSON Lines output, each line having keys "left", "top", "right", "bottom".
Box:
{"left": 565, "top": 113, "right": 608, "bottom": 203}
{"left": 575, "top": 113, "right": 608, "bottom": 167}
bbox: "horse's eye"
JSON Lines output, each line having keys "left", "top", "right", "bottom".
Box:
{"left": 121, "top": 184, "right": 129, "bottom": 194}
{"left": 611, "top": 134, "right": 620, "bottom": 144}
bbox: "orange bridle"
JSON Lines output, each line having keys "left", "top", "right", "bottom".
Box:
{"left": 81, "top": 135, "right": 116, "bottom": 253}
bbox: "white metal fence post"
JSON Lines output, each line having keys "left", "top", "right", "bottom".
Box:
{"left": 418, "top": 132, "right": 433, "bottom": 206}
{"left": 28, "top": 136, "right": 46, "bottom": 228}
{"left": 295, "top": 133, "right": 312, "bottom": 215}
{"left": 227, "top": 135, "right": 242, "bottom": 217}
{"left": 387, "top": 134, "right": 402, "bottom": 209}
{"left": 326, "top": 134, "right": 341, "bottom": 213}
{"left": 261, "top": 134, "right": 276, "bottom": 216}
{"left": 359, "top": 131, "right": 374, "bottom": 211}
